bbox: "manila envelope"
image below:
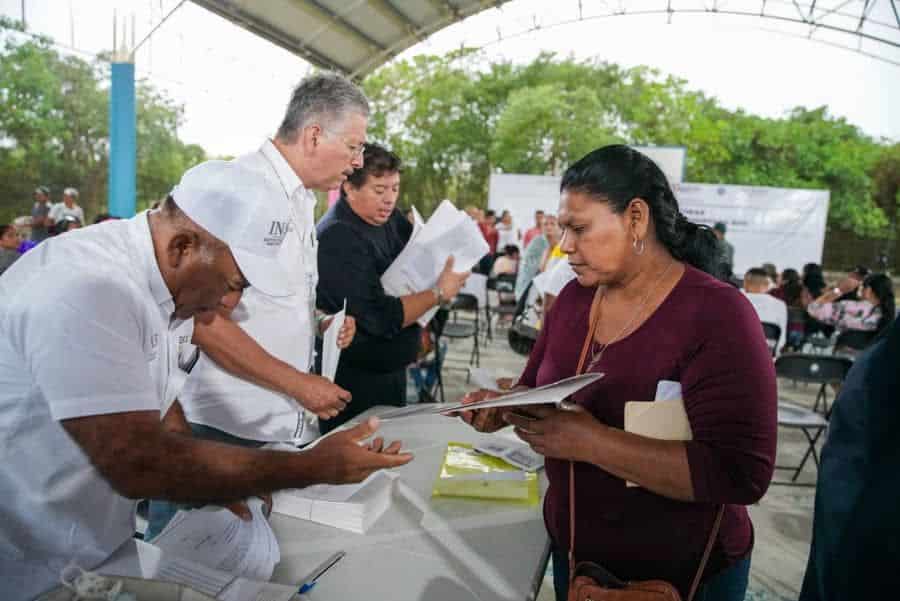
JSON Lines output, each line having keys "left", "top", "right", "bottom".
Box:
{"left": 623, "top": 399, "right": 693, "bottom": 487}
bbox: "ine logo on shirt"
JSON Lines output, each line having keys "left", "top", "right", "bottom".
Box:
{"left": 265, "top": 220, "right": 292, "bottom": 246}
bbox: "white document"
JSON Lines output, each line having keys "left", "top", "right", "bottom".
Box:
{"left": 321, "top": 299, "right": 346, "bottom": 382}
{"left": 374, "top": 373, "right": 604, "bottom": 421}
{"left": 381, "top": 200, "right": 489, "bottom": 326}
{"left": 273, "top": 470, "right": 394, "bottom": 534}
{"left": 96, "top": 539, "right": 295, "bottom": 601}
{"left": 150, "top": 498, "right": 280, "bottom": 584}
{"left": 475, "top": 439, "right": 544, "bottom": 472}
{"left": 467, "top": 366, "right": 504, "bottom": 392}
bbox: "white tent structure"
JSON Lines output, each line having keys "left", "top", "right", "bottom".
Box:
{"left": 191, "top": 0, "right": 900, "bottom": 76}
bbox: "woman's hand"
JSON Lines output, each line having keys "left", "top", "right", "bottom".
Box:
{"left": 456, "top": 389, "right": 506, "bottom": 433}
{"left": 502, "top": 404, "right": 605, "bottom": 462}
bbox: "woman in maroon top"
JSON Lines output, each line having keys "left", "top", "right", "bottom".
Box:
{"left": 461, "top": 146, "right": 777, "bottom": 601}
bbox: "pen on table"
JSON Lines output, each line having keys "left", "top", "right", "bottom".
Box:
{"left": 298, "top": 551, "right": 346, "bottom": 594}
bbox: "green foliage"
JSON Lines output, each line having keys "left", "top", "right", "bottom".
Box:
{"left": 363, "top": 51, "right": 896, "bottom": 237}
{"left": 0, "top": 21, "right": 205, "bottom": 224}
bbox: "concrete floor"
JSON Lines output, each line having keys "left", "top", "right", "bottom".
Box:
{"left": 432, "top": 315, "right": 821, "bottom": 601}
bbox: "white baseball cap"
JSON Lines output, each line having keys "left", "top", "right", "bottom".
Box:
{"left": 173, "top": 160, "right": 292, "bottom": 297}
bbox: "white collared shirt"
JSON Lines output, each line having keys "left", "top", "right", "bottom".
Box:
{"left": 742, "top": 291, "right": 788, "bottom": 355}
{"left": 48, "top": 202, "right": 85, "bottom": 224}
{"left": 0, "top": 213, "right": 193, "bottom": 601}
{"left": 179, "top": 140, "right": 321, "bottom": 444}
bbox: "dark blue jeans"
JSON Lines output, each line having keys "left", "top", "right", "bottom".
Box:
{"left": 551, "top": 547, "right": 750, "bottom": 601}
{"left": 144, "top": 423, "right": 265, "bottom": 541}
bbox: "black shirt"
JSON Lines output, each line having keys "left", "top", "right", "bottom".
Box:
{"left": 316, "top": 197, "right": 420, "bottom": 374}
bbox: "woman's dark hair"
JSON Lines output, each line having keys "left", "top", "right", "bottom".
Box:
{"left": 503, "top": 244, "right": 519, "bottom": 257}
{"left": 342, "top": 143, "right": 401, "bottom": 194}
{"left": 781, "top": 268, "right": 800, "bottom": 284}
{"left": 802, "top": 263, "right": 826, "bottom": 298}
{"left": 863, "top": 273, "right": 895, "bottom": 333}
{"left": 0, "top": 224, "right": 14, "bottom": 238}
{"left": 560, "top": 145, "right": 720, "bottom": 276}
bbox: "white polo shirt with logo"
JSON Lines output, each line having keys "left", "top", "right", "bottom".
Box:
{"left": 179, "top": 140, "right": 321, "bottom": 444}
{"left": 0, "top": 213, "right": 193, "bottom": 601}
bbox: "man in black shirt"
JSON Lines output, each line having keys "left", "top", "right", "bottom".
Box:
{"left": 316, "top": 144, "right": 468, "bottom": 431}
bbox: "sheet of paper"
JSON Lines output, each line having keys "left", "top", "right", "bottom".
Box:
{"left": 468, "top": 366, "right": 503, "bottom": 392}
{"left": 380, "top": 200, "right": 489, "bottom": 327}
{"left": 321, "top": 299, "right": 346, "bottom": 382}
{"left": 151, "top": 498, "right": 280, "bottom": 583}
{"left": 654, "top": 379, "right": 683, "bottom": 401}
{"left": 98, "top": 539, "right": 235, "bottom": 598}
{"left": 375, "top": 373, "right": 604, "bottom": 421}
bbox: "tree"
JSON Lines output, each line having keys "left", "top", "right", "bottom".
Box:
{"left": 0, "top": 18, "right": 205, "bottom": 225}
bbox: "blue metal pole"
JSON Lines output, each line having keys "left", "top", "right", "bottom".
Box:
{"left": 109, "top": 61, "right": 136, "bottom": 218}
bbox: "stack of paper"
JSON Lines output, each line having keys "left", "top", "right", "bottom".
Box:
{"left": 273, "top": 471, "right": 394, "bottom": 534}
{"left": 94, "top": 538, "right": 296, "bottom": 601}
{"left": 381, "top": 200, "right": 489, "bottom": 326}
{"left": 149, "top": 498, "right": 280, "bottom": 584}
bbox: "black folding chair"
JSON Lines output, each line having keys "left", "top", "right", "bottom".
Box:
{"left": 774, "top": 353, "right": 853, "bottom": 414}
{"left": 833, "top": 329, "right": 877, "bottom": 357}
{"left": 485, "top": 274, "right": 517, "bottom": 342}
{"left": 772, "top": 354, "right": 852, "bottom": 486}
{"left": 445, "top": 293, "right": 481, "bottom": 368}
{"left": 761, "top": 321, "right": 782, "bottom": 357}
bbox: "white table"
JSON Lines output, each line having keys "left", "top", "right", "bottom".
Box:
{"left": 269, "top": 410, "right": 550, "bottom": 601}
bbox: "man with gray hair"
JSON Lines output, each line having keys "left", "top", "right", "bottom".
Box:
{"left": 144, "top": 74, "right": 371, "bottom": 536}
{"left": 49, "top": 187, "right": 85, "bottom": 228}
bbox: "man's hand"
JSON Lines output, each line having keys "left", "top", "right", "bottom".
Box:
{"left": 222, "top": 493, "right": 273, "bottom": 521}
{"left": 436, "top": 257, "right": 470, "bottom": 300}
{"left": 320, "top": 314, "right": 356, "bottom": 349}
{"left": 456, "top": 388, "right": 506, "bottom": 433}
{"left": 305, "top": 417, "right": 413, "bottom": 484}
{"left": 286, "top": 373, "right": 352, "bottom": 420}
{"left": 502, "top": 404, "right": 603, "bottom": 462}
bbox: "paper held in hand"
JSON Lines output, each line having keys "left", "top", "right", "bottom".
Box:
{"left": 381, "top": 201, "right": 489, "bottom": 326}
{"left": 374, "top": 372, "right": 604, "bottom": 421}
{"left": 321, "top": 299, "right": 346, "bottom": 382}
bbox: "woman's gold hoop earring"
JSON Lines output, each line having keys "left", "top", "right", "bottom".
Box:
{"left": 633, "top": 237, "right": 645, "bottom": 255}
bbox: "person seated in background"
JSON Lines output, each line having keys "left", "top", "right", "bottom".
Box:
{"left": 316, "top": 144, "right": 468, "bottom": 430}
{"left": 496, "top": 209, "right": 519, "bottom": 252}
{"left": 806, "top": 273, "right": 895, "bottom": 342}
{"left": 835, "top": 265, "right": 869, "bottom": 302}
{"left": 0, "top": 224, "right": 22, "bottom": 276}
{"left": 538, "top": 216, "right": 565, "bottom": 273}
{"left": 522, "top": 209, "right": 544, "bottom": 249}
{"left": 770, "top": 268, "right": 806, "bottom": 350}
{"left": 801, "top": 263, "right": 833, "bottom": 338}
{"left": 742, "top": 267, "right": 787, "bottom": 355}
{"left": 48, "top": 187, "right": 85, "bottom": 229}
{"left": 799, "top": 314, "right": 899, "bottom": 601}
{"left": 491, "top": 244, "right": 520, "bottom": 277}
{"left": 514, "top": 213, "right": 557, "bottom": 301}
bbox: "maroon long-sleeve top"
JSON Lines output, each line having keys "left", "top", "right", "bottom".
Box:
{"left": 519, "top": 265, "right": 777, "bottom": 596}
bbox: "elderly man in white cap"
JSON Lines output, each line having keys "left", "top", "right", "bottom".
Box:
{"left": 0, "top": 161, "right": 412, "bottom": 601}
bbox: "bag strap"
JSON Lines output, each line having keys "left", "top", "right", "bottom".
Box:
{"left": 569, "top": 287, "right": 605, "bottom": 579}
{"left": 567, "top": 286, "right": 725, "bottom": 601}
{"left": 685, "top": 505, "right": 725, "bottom": 601}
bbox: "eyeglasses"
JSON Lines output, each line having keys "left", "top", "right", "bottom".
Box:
{"left": 323, "top": 130, "right": 365, "bottom": 159}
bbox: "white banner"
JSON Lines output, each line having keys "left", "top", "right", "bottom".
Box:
{"left": 489, "top": 174, "right": 829, "bottom": 276}
{"left": 673, "top": 183, "right": 829, "bottom": 276}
